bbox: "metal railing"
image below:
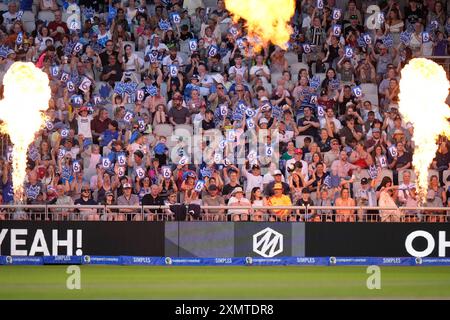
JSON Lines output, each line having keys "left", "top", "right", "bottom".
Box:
{"left": 0, "top": 205, "right": 448, "bottom": 222}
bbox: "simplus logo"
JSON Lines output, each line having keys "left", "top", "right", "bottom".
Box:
{"left": 253, "top": 228, "right": 283, "bottom": 258}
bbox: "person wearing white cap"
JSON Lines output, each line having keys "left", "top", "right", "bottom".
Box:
{"left": 264, "top": 169, "right": 289, "bottom": 197}
{"left": 227, "top": 187, "right": 251, "bottom": 221}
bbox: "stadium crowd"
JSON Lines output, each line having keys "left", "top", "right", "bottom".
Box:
{"left": 0, "top": 0, "right": 449, "bottom": 222}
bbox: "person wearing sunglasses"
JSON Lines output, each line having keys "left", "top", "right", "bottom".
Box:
{"left": 74, "top": 184, "right": 99, "bottom": 221}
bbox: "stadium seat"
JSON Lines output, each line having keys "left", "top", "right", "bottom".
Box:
{"left": 154, "top": 124, "right": 173, "bottom": 138}
{"left": 428, "top": 169, "right": 440, "bottom": 180}
{"left": 204, "top": 0, "right": 218, "bottom": 8}
{"left": 38, "top": 11, "right": 55, "bottom": 23}
{"left": 270, "top": 72, "right": 283, "bottom": 86}
{"left": 23, "top": 21, "right": 36, "bottom": 33}
{"left": 289, "top": 62, "right": 308, "bottom": 77}
{"left": 174, "top": 124, "right": 194, "bottom": 135}
{"left": 383, "top": 168, "right": 394, "bottom": 180}
{"left": 22, "top": 11, "right": 35, "bottom": 22}
{"left": 443, "top": 169, "right": 450, "bottom": 184}
{"left": 285, "top": 51, "right": 299, "bottom": 65}
{"left": 364, "top": 93, "right": 379, "bottom": 107}
{"left": 295, "top": 135, "right": 313, "bottom": 148}
{"left": 135, "top": 51, "right": 145, "bottom": 62}
{"left": 360, "top": 83, "right": 378, "bottom": 96}
{"left": 357, "top": 169, "right": 371, "bottom": 180}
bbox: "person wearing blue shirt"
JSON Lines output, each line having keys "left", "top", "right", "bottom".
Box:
{"left": 100, "top": 120, "right": 119, "bottom": 149}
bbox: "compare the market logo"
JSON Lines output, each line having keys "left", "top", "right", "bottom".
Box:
{"left": 253, "top": 228, "right": 283, "bottom": 258}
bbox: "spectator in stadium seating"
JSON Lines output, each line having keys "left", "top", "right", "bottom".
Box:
{"left": 339, "top": 116, "right": 364, "bottom": 147}
{"left": 424, "top": 175, "right": 447, "bottom": 222}
{"left": 331, "top": 150, "right": 360, "bottom": 179}
{"left": 398, "top": 170, "right": 416, "bottom": 206}
{"left": 228, "top": 187, "right": 251, "bottom": 221}
{"left": 267, "top": 183, "right": 292, "bottom": 221}
{"left": 91, "top": 108, "right": 111, "bottom": 145}
{"left": 117, "top": 182, "right": 140, "bottom": 221}
{"left": 296, "top": 188, "right": 317, "bottom": 222}
{"left": 51, "top": 184, "right": 74, "bottom": 221}
{"left": 297, "top": 106, "right": 320, "bottom": 138}
{"left": 355, "top": 177, "right": 378, "bottom": 222}
{"left": 222, "top": 166, "right": 242, "bottom": 202}
{"left": 74, "top": 185, "right": 99, "bottom": 221}
{"left": 142, "top": 184, "right": 165, "bottom": 221}
{"left": 375, "top": 176, "right": 402, "bottom": 222}
{"left": 264, "top": 170, "right": 290, "bottom": 197}
{"left": 202, "top": 184, "right": 225, "bottom": 221}
{"left": 168, "top": 92, "right": 190, "bottom": 125}
{"left": 335, "top": 187, "right": 356, "bottom": 222}
{"left": 101, "top": 54, "right": 123, "bottom": 86}
{"left": 432, "top": 141, "right": 450, "bottom": 184}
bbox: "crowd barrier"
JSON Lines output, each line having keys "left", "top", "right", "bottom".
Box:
{"left": 0, "top": 205, "right": 449, "bottom": 222}
{"left": 1, "top": 214, "right": 450, "bottom": 258}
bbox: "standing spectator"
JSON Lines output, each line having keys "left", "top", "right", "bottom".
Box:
{"left": 241, "top": 161, "right": 264, "bottom": 199}
{"left": 168, "top": 92, "right": 190, "bottom": 125}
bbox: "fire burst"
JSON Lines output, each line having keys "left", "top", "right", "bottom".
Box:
{"left": 0, "top": 62, "right": 51, "bottom": 202}
{"left": 225, "top": 0, "right": 295, "bottom": 50}
{"left": 398, "top": 58, "right": 450, "bottom": 202}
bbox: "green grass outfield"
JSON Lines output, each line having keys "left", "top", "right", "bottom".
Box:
{"left": 1, "top": 266, "right": 450, "bottom": 299}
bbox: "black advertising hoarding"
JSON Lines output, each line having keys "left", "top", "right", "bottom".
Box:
{"left": 2, "top": 221, "right": 450, "bottom": 258}
{"left": 305, "top": 223, "right": 450, "bottom": 258}
{"left": 165, "top": 222, "right": 305, "bottom": 258}
{"left": 0, "top": 221, "right": 165, "bottom": 256}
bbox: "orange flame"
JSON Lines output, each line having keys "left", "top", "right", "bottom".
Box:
{"left": 0, "top": 62, "right": 51, "bottom": 202}
{"left": 398, "top": 58, "right": 450, "bottom": 202}
{"left": 225, "top": 0, "right": 295, "bottom": 50}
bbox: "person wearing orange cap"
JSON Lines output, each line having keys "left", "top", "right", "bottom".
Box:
{"left": 267, "top": 183, "right": 292, "bottom": 220}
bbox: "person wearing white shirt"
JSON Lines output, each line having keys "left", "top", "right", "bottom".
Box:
{"left": 319, "top": 106, "right": 343, "bottom": 131}
{"left": 144, "top": 35, "right": 169, "bottom": 58}
{"left": 250, "top": 54, "right": 271, "bottom": 85}
{"left": 162, "top": 47, "right": 184, "bottom": 67}
{"left": 228, "top": 187, "right": 251, "bottom": 221}
{"left": 2, "top": 1, "right": 18, "bottom": 32}
{"left": 242, "top": 162, "right": 264, "bottom": 199}
{"left": 285, "top": 149, "right": 309, "bottom": 181}
{"left": 398, "top": 170, "right": 416, "bottom": 205}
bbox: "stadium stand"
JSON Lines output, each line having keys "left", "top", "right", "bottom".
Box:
{"left": 0, "top": 0, "right": 446, "bottom": 224}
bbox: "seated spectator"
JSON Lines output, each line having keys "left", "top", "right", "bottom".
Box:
{"left": 142, "top": 184, "right": 165, "bottom": 221}
{"left": 74, "top": 185, "right": 99, "bottom": 221}
{"left": 335, "top": 187, "right": 356, "bottom": 222}
{"left": 296, "top": 189, "right": 317, "bottom": 222}
{"left": 267, "top": 183, "right": 292, "bottom": 221}
{"left": 228, "top": 187, "right": 251, "bottom": 221}
{"left": 202, "top": 184, "right": 225, "bottom": 221}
